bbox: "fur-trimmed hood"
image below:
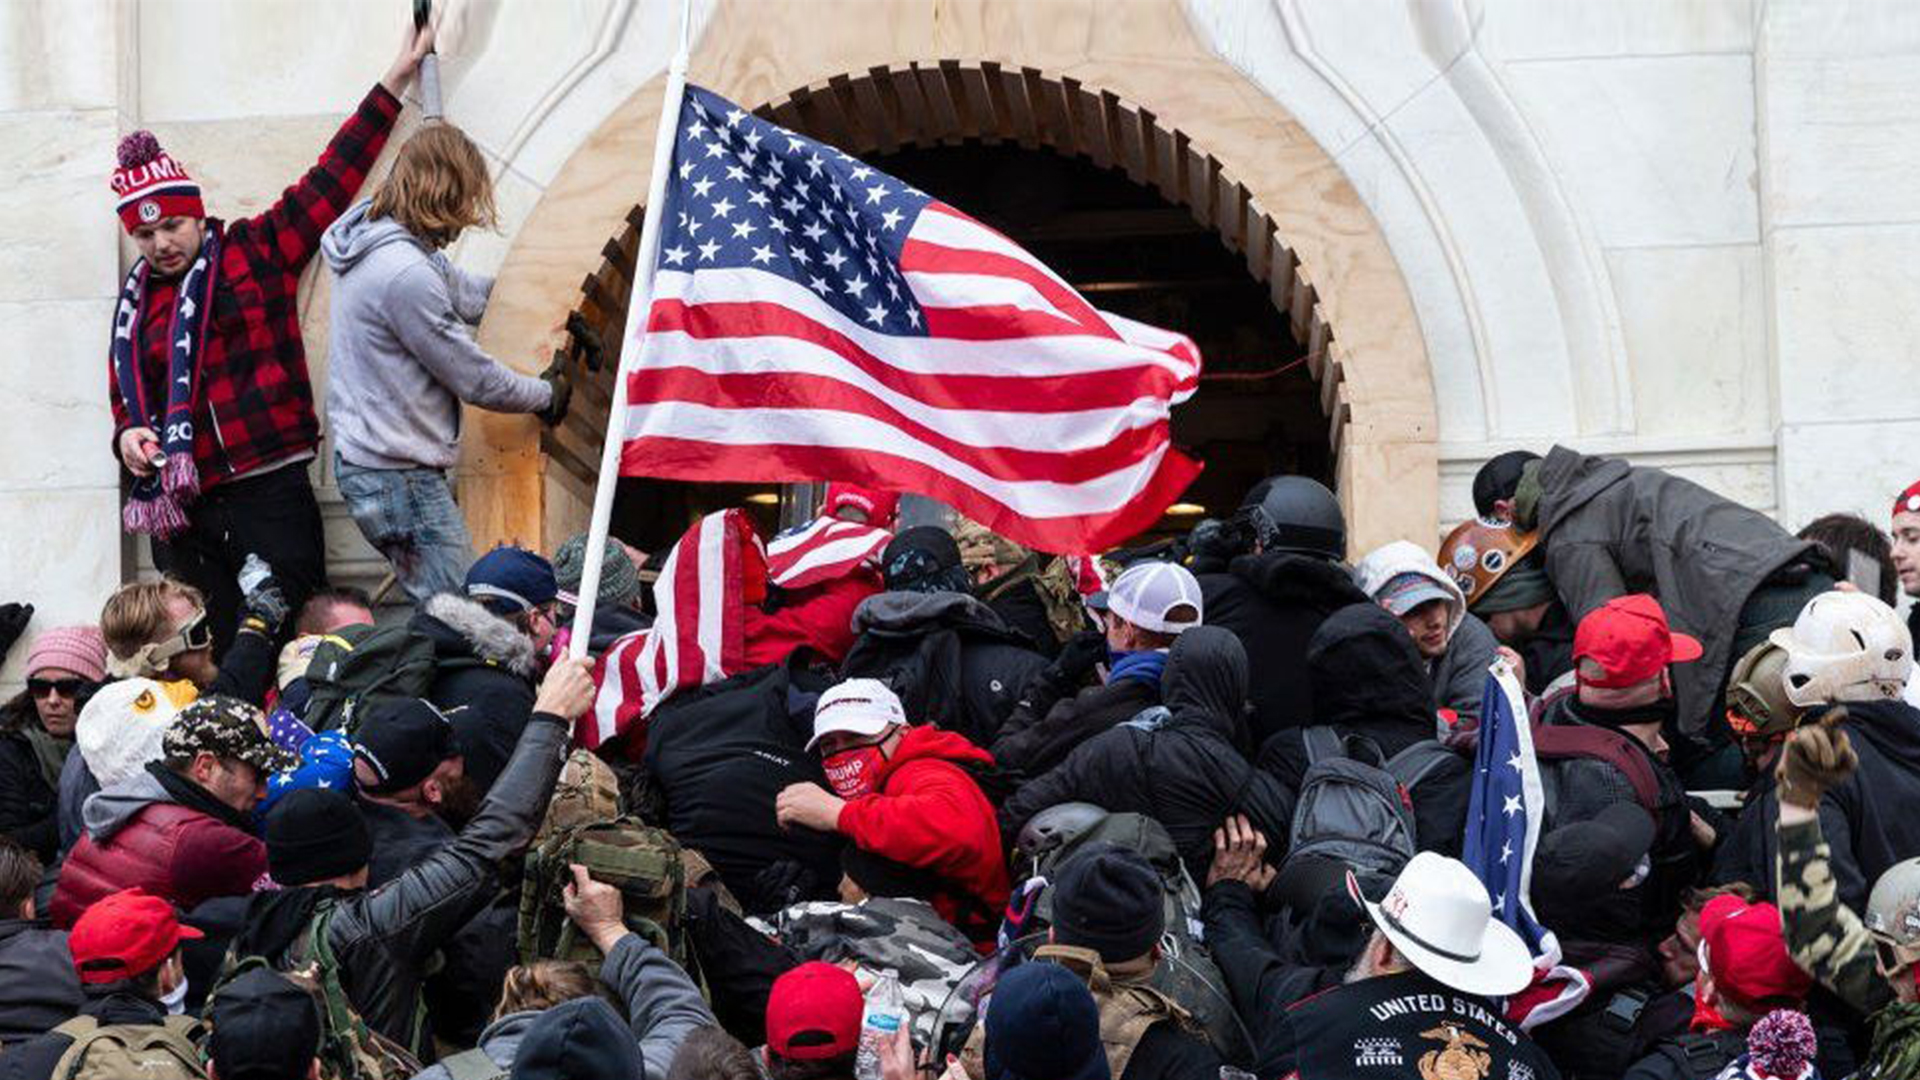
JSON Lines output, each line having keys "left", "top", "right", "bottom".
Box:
{"left": 419, "top": 594, "right": 540, "bottom": 679}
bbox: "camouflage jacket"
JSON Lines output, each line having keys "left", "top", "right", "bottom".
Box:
{"left": 749, "top": 897, "right": 980, "bottom": 1043}
{"left": 1776, "top": 816, "right": 1890, "bottom": 1015}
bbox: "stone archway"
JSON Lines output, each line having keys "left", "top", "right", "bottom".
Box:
{"left": 463, "top": 0, "right": 1436, "bottom": 556}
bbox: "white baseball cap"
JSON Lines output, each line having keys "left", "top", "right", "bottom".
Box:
{"left": 1093, "top": 561, "right": 1203, "bottom": 635}
{"left": 807, "top": 678, "right": 909, "bottom": 750}
{"left": 1347, "top": 851, "right": 1534, "bottom": 997}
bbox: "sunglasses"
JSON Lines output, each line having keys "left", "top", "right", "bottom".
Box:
{"left": 28, "top": 677, "right": 88, "bottom": 699}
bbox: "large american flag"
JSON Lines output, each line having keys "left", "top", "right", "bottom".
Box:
{"left": 1462, "top": 661, "right": 1591, "bottom": 1029}
{"left": 616, "top": 85, "right": 1203, "bottom": 554}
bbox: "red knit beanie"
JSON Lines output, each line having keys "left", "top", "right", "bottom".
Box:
{"left": 1895, "top": 480, "right": 1920, "bottom": 520}
{"left": 111, "top": 131, "right": 204, "bottom": 234}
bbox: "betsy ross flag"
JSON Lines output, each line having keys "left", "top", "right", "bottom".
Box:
{"left": 580, "top": 508, "right": 764, "bottom": 749}
{"left": 617, "top": 85, "right": 1203, "bottom": 555}
{"left": 1462, "top": 661, "right": 1592, "bottom": 1029}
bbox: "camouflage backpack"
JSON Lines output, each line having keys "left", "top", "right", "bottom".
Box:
{"left": 45, "top": 1015, "right": 206, "bottom": 1080}
{"left": 214, "top": 903, "right": 423, "bottom": 1080}
{"left": 517, "top": 814, "right": 704, "bottom": 987}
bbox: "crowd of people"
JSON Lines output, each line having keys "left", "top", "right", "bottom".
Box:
{"left": 11, "top": 17, "right": 1920, "bottom": 1080}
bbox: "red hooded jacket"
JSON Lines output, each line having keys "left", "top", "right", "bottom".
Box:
{"left": 834, "top": 726, "right": 1009, "bottom": 938}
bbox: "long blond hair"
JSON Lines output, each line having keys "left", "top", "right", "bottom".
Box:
{"left": 368, "top": 124, "right": 497, "bottom": 249}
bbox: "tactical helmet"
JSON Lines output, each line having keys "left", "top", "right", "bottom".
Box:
{"left": 1014, "top": 802, "right": 1108, "bottom": 867}
{"left": 1769, "top": 590, "right": 1914, "bottom": 708}
{"left": 1867, "top": 858, "right": 1920, "bottom": 976}
{"left": 1725, "top": 640, "right": 1801, "bottom": 744}
{"left": 1438, "top": 516, "right": 1540, "bottom": 608}
{"left": 1242, "top": 476, "right": 1345, "bottom": 560}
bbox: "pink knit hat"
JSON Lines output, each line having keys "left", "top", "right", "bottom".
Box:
{"left": 25, "top": 626, "right": 107, "bottom": 684}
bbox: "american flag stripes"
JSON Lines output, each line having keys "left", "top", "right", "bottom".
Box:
{"left": 580, "top": 508, "right": 764, "bottom": 749}
{"left": 764, "top": 515, "right": 891, "bottom": 590}
{"left": 1462, "top": 661, "right": 1592, "bottom": 1029}
{"left": 616, "top": 85, "right": 1203, "bottom": 555}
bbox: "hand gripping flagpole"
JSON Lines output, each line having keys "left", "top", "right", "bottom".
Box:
{"left": 567, "top": 0, "right": 693, "bottom": 659}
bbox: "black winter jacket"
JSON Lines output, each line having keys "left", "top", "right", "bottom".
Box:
{"left": 644, "top": 659, "right": 843, "bottom": 912}
{"left": 0, "top": 920, "right": 80, "bottom": 1048}
{"left": 415, "top": 594, "right": 541, "bottom": 793}
{"left": 1000, "top": 627, "right": 1294, "bottom": 875}
{"left": 1534, "top": 694, "right": 1696, "bottom": 946}
{"left": 0, "top": 729, "right": 61, "bottom": 862}
{"left": 1198, "top": 551, "right": 1369, "bottom": 745}
{"left": 1714, "top": 699, "right": 1920, "bottom": 914}
{"left": 841, "top": 592, "right": 1048, "bottom": 746}
{"left": 1258, "top": 604, "right": 1472, "bottom": 857}
{"left": 990, "top": 675, "right": 1159, "bottom": 782}
{"left": 232, "top": 711, "right": 569, "bottom": 1057}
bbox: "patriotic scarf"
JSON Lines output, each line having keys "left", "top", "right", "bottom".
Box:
{"left": 110, "top": 226, "right": 221, "bottom": 537}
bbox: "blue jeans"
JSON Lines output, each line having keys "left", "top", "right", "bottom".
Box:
{"left": 334, "top": 456, "right": 473, "bottom": 606}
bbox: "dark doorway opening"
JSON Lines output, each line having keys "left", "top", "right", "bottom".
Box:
{"left": 573, "top": 142, "right": 1328, "bottom": 553}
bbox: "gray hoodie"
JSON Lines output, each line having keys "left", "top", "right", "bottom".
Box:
{"left": 322, "top": 201, "right": 551, "bottom": 470}
{"left": 79, "top": 768, "right": 171, "bottom": 843}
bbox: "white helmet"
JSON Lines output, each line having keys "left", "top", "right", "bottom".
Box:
{"left": 1768, "top": 591, "right": 1914, "bottom": 707}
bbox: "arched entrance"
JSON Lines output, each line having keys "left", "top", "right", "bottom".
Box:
{"left": 463, "top": 0, "right": 1437, "bottom": 557}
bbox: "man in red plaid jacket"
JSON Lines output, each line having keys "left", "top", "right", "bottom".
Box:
{"left": 108, "top": 27, "right": 435, "bottom": 656}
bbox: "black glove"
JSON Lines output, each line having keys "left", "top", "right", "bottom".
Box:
{"left": 749, "top": 858, "right": 819, "bottom": 914}
{"left": 1048, "top": 629, "right": 1108, "bottom": 691}
{"left": 538, "top": 355, "right": 573, "bottom": 427}
{"left": 0, "top": 602, "right": 32, "bottom": 665}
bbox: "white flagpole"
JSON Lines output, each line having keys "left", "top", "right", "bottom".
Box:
{"left": 567, "top": 0, "right": 694, "bottom": 659}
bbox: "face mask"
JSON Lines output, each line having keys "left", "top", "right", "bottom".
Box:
{"left": 823, "top": 744, "right": 888, "bottom": 799}
{"left": 160, "top": 973, "right": 188, "bottom": 1015}
{"left": 1579, "top": 698, "right": 1678, "bottom": 730}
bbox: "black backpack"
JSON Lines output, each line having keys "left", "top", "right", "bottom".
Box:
{"left": 1284, "top": 726, "right": 1458, "bottom": 879}
{"left": 302, "top": 622, "right": 445, "bottom": 733}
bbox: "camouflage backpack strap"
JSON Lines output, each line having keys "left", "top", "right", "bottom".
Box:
{"left": 1033, "top": 944, "right": 1184, "bottom": 1080}
{"left": 298, "top": 903, "right": 423, "bottom": 1080}
{"left": 517, "top": 827, "right": 576, "bottom": 965}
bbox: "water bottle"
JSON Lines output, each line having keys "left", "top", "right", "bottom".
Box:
{"left": 853, "top": 968, "right": 906, "bottom": 1080}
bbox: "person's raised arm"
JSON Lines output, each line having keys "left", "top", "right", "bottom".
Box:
{"left": 249, "top": 23, "right": 430, "bottom": 270}
{"left": 354, "top": 657, "right": 592, "bottom": 964}
{"left": 1774, "top": 711, "right": 1888, "bottom": 1014}
{"left": 565, "top": 865, "right": 717, "bottom": 1080}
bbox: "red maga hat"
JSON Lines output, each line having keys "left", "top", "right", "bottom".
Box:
{"left": 68, "top": 888, "right": 204, "bottom": 984}
{"left": 766, "top": 961, "right": 863, "bottom": 1061}
{"left": 1573, "top": 594, "right": 1703, "bottom": 690}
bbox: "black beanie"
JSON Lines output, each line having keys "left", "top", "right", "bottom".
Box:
{"left": 1472, "top": 450, "right": 1540, "bottom": 517}
{"left": 1051, "top": 844, "right": 1164, "bottom": 963}
{"left": 267, "top": 788, "right": 372, "bottom": 886}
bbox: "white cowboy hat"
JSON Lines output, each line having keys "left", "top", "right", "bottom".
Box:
{"left": 1348, "top": 851, "right": 1535, "bottom": 997}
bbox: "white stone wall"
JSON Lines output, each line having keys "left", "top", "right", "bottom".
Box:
{"left": 5, "top": 0, "right": 1918, "bottom": 686}
{"left": 0, "top": 1, "right": 130, "bottom": 684}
